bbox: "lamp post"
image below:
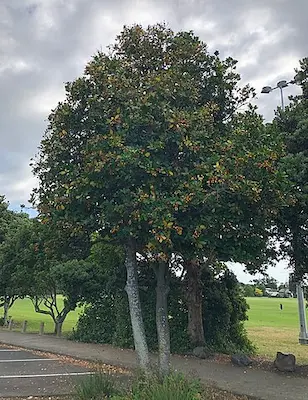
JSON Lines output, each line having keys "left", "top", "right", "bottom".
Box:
{"left": 262, "top": 76, "right": 308, "bottom": 345}
{"left": 20, "top": 204, "right": 35, "bottom": 211}
{"left": 261, "top": 73, "right": 301, "bottom": 110}
{"left": 261, "top": 80, "right": 292, "bottom": 110}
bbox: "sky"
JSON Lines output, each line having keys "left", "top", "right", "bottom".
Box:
{"left": 0, "top": 0, "right": 306, "bottom": 283}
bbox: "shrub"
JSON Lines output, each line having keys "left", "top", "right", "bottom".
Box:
{"left": 71, "top": 264, "right": 253, "bottom": 355}
{"left": 74, "top": 371, "right": 118, "bottom": 400}
{"left": 116, "top": 373, "right": 204, "bottom": 400}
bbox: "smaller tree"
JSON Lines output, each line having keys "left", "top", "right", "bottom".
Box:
{"left": 0, "top": 216, "right": 95, "bottom": 335}
{"left": 0, "top": 210, "right": 32, "bottom": 324}
{"left": 31, "top": 259, "right": 100, "bottom": 335}
{"left": 252, "top": 276, "right": 278, "bottom": 291}
{"left": 240, "top": 284, "right": 255, "bottom": 297}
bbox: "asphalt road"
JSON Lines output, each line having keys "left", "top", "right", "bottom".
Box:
{"left": 0, "top": 346, "right": 93, "bottom": 397}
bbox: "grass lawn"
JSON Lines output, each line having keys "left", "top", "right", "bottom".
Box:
{"left": 5, "top": 297, "right": 83, "bottom": 334}
{"left": 246, "top": 297, "right": 308, "bottom": 363}
{"left": 2, "top": 296, "right": 308, "bottom": 364}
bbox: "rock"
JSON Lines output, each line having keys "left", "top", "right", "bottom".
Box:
{"left": 231, "top": 353, "right": 253, "bottom": 367}
{"left": 274, "top": 352, "right": 296, "bottom": 372}
{"left": 192, "top": 346, "right": 213, "bottom": 359}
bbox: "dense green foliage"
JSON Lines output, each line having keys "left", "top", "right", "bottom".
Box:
{"left": 272, "top": 58, "right": 308, "bottom": 280}
{"left": 72, "top": 263, "right": 253, "bottom": 354}
{"left": 0, "top": 197, "right": 32, "bottom": 322}
{"left": 0, "top": 214, "right": 98, "bottom": 333}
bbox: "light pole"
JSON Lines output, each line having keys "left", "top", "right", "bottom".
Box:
{"left": 261, "top": 73, "right": 302, "bottom": 110}
{"left": 262, "top": 76, "right": 308, "bottom": 345}
{"left": 261, "top": 80, "right": 293, "bottom": 110}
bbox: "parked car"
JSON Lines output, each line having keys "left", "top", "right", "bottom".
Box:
{"left": 278, "top": 288, "right": 293, "bottom": 298}
{"left": 265, "top": 288, "right": 279, "bottom": 297}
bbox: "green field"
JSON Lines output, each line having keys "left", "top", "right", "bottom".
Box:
{"left": 2, "top": 296, "right": 308, "bottom": 363}
{"left": 5, "top": 297, "right": 83, "bottom": 334}
{"left": 246, "top": 297, "right": 308, "bottom": 363}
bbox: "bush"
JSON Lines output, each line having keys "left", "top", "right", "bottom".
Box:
{"left": 71, "top": 263, "right": 253, "bottom": 355}
{"left": 74, "top": 371, "right": 118, "bottom": 400}
{"left": 202, "top": 267, "right": 255, "bottom": 354}
{"left": 115, "top": 373, "right": 204, "bottom": 400}
{"left": 71, "top": 271, "right": 189, "bottom": 353}
{"left": 70, "top": 295, "right": 116, "bottom": 344}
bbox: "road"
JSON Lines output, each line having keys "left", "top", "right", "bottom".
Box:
{"left": 0, "top": 345, "right": 92, "bottom": 397}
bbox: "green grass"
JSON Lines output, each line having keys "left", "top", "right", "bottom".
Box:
{"left": 6, "top": 297, "right": 83, "bottom": 334}
{"left": 245, "top": 297, "right": 308, "bottom": 363}
{"left": 246, "top": 297, "right": 300, "bottom": 328}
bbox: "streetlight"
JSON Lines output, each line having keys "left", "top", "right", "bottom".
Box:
{"left": 261, "top": 73, "right": 302, "bottom": 110}
{"left": 20, "top": 204, "right": 35, "bottom": 210}
{"left": 261, "top": 80, "right": 291, "bottom": 110}
{"left": 262, "top": 75, "right": 308, "bottom": 344}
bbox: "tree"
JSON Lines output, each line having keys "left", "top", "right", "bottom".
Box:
{"left": 32, "top": 24, "right": 287, "bottom": 373}
{"left": 171, "top": 84, "right": 288, "bottom": 347}
{"left": 0, "top": 216, "right": 94, "bottom": 335}
{"left": 0, "top": 201, "right": 31, "bottom": 324}
{"left": 240, "top": 284, "right": 255, "bottom": 298}
{"left": 32, "top": 258, "right": 103, "bottom": 335}
{"left": 273, "top": 58, "right": 308, "bottom": 280}
{"left": 30, "top": 220, "right": 94, "bottom": 335}
{"left": 254, "top": 288, "right": 263, "bottom": 297}
{"left": 252, "top": 276, "right": 278, "bottom": 291}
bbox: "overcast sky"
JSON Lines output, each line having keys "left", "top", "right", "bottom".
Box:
{"left": 1, "top": 0, "right": 306, "bottom": 282}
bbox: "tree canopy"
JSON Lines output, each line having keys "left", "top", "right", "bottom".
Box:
{"left": 273, "top": 57, "right": 308, "bottom": 280}
{"left": 32, "top": 24, "right": 287, "bottom": 266}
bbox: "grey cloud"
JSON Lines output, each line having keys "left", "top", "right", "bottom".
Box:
{"left": 0, "top": 0, "right": 307, "bottom": 206}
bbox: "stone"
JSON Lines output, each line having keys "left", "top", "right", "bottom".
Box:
{"left": 274, "top": 352, "right": 296, "bottom": 372}
{"left": 231, "top": 353, "right": 253, "bottom": 367}
{"left": 192, "top": 346, "right": 213, "bottom": 359}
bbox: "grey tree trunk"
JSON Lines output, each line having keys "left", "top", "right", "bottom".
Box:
{"left": 54, "top": 321, "right": 64, "bottom": 337}
{"left": 124, "top": 239, "right": 150, "bottom": 372}
{"left": 185, "top": 260, "right": 205, "bottom": 347}
{"left": 3, "top": 300, "right": 9, "bottom": 326}
{"left": 155, "top": 261, "right": 171, "bottom": 377}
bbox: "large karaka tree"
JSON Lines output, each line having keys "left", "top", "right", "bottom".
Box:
{"left": 32, "top": 24, "right": 288, "bottom": 374}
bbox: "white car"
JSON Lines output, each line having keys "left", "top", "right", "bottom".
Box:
{"left": 265, "top": 288, "right": 279, "bottom": 297}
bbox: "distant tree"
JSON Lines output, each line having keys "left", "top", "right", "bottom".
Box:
{"left": 240, "top": 284, "right": 255, "bottom": 297}
{"left": 0, "top": 199, "right": 31, "bottom": 324}
{"left": 252, "top": 276, "right": 278, "bottom": 291}
{"left": 0, "top": 216, "right": 94, "bottom": 335}
{"left": 273, "top": 57, "right": 308, "bottom": 280}
{"left": 254, "top": 288, "right": 263, "bottom": 297}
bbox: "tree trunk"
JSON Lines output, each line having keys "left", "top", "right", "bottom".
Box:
{"left": 54, "top": 321, "right": 63, "bottom": 337}
{"left": 155, "top": 261, "right": 170, "bottom": 377}
{"left": 185, "top": 259, "right": 205, "bottom": 347}
{"left": 124, "top": 239, "right": 150, "bottom": 372}
{"left": 3, "top": 298, "right": 9, "bottom": 326}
